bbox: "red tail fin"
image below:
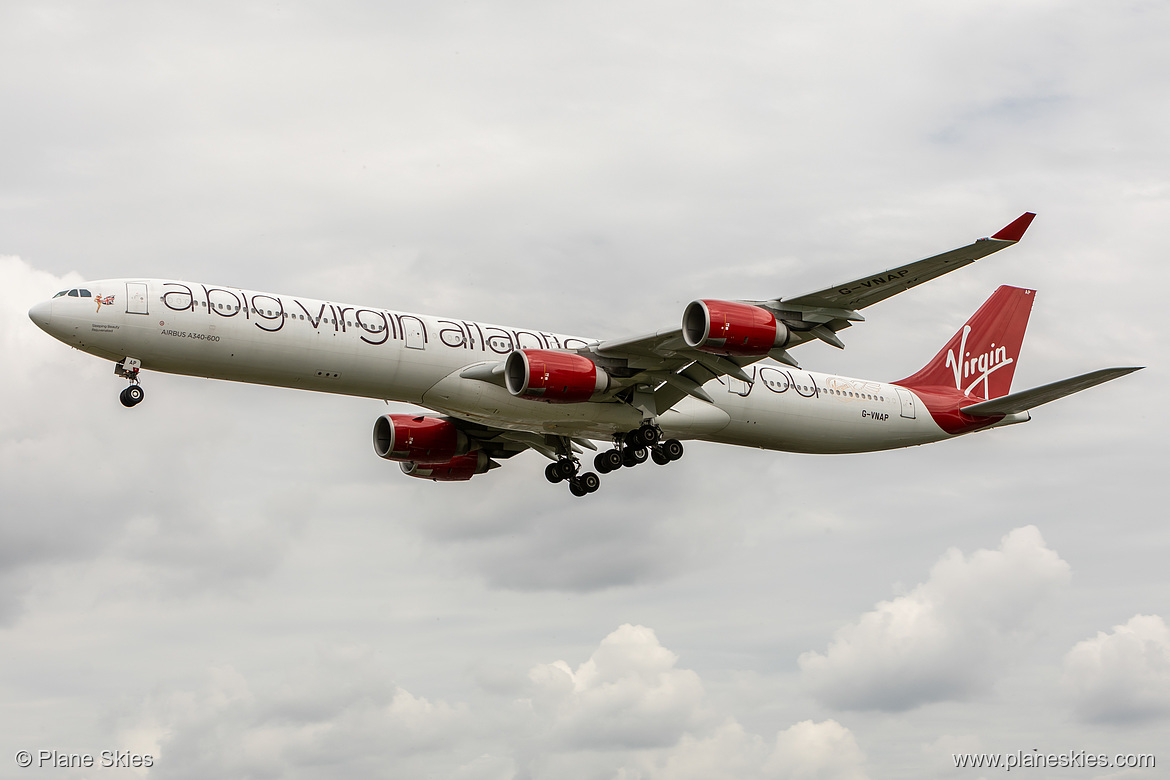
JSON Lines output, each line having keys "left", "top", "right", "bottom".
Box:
{"left": 895, "top": 286, "right": 1035, "bottom": 401}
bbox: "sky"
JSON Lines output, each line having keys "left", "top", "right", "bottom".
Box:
{"left": 1, "top": 1, "right": 1167, "bottom": 778}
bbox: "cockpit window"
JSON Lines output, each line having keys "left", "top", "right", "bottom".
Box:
{"left": 67, "top": 289, "right": 79, "bottom": 297}
{"left": 53, "top": 290, "right": 69, "bottom": 298}
{"left": 78, "top": 289, "right": 92, "bottom": 297}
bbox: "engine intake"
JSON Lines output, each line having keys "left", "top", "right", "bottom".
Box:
{"left": 372, "top": 414, "right": 469, "bottom": 463}
{"left": 400, "top": 451, "right": 491, "bottom": 481}
{"left": 682, "top": 299, "right": 789, "bottom": 356}
{"left": 504, "top": 349, "right": 608, "bottom": 403}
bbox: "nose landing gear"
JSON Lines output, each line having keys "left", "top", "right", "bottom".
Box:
{"left": 115, "top": 358, "right": 144, "bottom": 407}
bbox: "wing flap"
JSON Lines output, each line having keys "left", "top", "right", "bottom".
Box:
{"left": 960, "top": 367, "right": 1142, "bottom": 417}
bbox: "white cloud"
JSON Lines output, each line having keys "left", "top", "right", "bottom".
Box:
{"left": 523, "top": 624, "right": 710, "bottom": 750}
{"left": 799, "top": 526, "right": 1071, "bottom": 711}
{"left": 138, "top": 654, "right": 478, "bottom": 780}
{"left": 126, "top": 625, "right": 868, "bottom": 780}
{"left": 624, "top": 719, "right": 867, "bottom": 780}
{"left": 1062, "top": 614, "right": 1170, "bottom": 723}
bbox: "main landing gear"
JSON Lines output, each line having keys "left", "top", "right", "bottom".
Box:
{"left": 115, "top": 358, "right": 145, "bottom": 408}
{"left": 544, "top": 457, "right": 601, "bottom": 497}
{"left": 593, "top": 423, "right": 684, "bottom": 476}
{"left": 545, "top": 424, "right": 686, "bottom": 498}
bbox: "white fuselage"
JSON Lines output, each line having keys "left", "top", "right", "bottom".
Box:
{"left": 32, "top": 278, "right": 967, "bottom": 454}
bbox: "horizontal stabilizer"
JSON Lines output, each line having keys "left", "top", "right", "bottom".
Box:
{"left": 960, "top": 367, "right": 1142, "bottom": 417}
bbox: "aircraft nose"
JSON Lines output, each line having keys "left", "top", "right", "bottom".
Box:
{"left": 28, "top": 300, "right": 53, "bottom": 331}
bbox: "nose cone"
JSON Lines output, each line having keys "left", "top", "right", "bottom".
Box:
{"left": 28, "top": 300, "right": 53, "bottom": 332}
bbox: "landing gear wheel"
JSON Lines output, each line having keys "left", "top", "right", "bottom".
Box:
{"left": 579, "top": 472, "right": 601, "bottom": 493}
{"left": 568, "top": 479, "right": 587, "bottom": 497}
{"left": 662, "top": 439, "right": 684, "bottom": 461}
{"left": 625, "top": 424, "right": 662, "bottom": 449}
{"left": 622, "top": 447, "right": 648, "bottom": 468}
{"left": 594, "top": 452, "right": 611, "bottom": 474}
{"left": 120, "top": 385, "right": 144, "bottom": 407}
{"left": 555, "top": 459, "right": 578, "bottom": 480}
{"left": 650, "top": 447, "right": 671, "bottom": 465}
{"left": 546, "top": 462, "right": 565, "bottom": 483}
{"left": 596, "top": 450, "right": 623, "bottom": 474}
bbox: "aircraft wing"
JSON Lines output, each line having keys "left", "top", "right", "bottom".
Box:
{"left": 774, "top": 212, "right": 1036, "bottom": 313}
{"left": 579, "top": 213, "right": 1037, "bottom": 412}
{"left": 959, "top": 366, "right": 1142, "bottom": 417}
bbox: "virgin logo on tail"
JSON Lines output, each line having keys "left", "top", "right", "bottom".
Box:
{"left": 945, "top": 325, "right": 1014, "bottom": 397}
{"left": 895, "top": 285, "right": 1034, "bottom": 402}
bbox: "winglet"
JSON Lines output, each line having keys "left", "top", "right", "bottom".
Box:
{"left": 990, "top": 212, "right": 1036, "bottom": 242}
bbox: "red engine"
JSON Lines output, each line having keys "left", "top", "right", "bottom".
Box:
{"left": 400, "top": 451, "right": 491, "bottom": 481}
{"left": 682, "top": 299, "right": 789, "bottom": 356}
{"left": 504, "top": 349, "right": 608, "bottom": 403}
{"left": 372, "top": 414, "right": 469, "bottom": 463}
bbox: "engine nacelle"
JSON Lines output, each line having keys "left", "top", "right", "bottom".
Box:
{"left": 682, "top": 299, "right": 789, "bottom": 356}
{"left": 372, "top": 414, "right": 470, "bottom": 463}
{"left": 400, "top": 451, "right": 491, "bottom": 482}
{"left": 504, "top": 349, "right": 608, "bottom": 403}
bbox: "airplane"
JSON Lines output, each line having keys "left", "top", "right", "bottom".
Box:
{"left": 27, "top": 212, "right": 1140, "bottom": 497}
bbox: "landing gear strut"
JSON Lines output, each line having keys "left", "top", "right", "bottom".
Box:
{"left": 115, "top": 358, "right": 144, "bottom": 408}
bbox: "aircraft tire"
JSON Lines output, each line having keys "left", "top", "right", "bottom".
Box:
{"left": 663, "top": 439, "right": 684, "bottom": 461}
{"left": 650, "top": 447, "right": 670, "bottom": 466}
{"left": 622, "top": 447, "right": 648, "bottom": 468}
{"left": 568, "top": 479, "right": 587, "bottom": 497}
{"left": 580, "top": 472, "right": 600, "bottom": 493}
{"left": 545, "top": 463, "right": 564, "bottom": 483}
{"left": 555, "top": 459, "right": 577, "bottom": 480}
{"left": 120, "top": 386, "right": 144, "bottom": 407}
